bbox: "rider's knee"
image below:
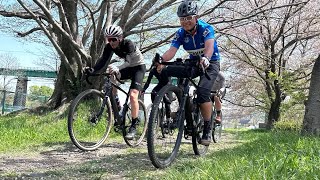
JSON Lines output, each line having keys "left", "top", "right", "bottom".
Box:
{"left": 129, "top": 89, "right": 139, "bottom": 101}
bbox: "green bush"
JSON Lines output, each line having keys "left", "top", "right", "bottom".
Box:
{"left": 273, "top": 118, "right": 302, "bottom": 132}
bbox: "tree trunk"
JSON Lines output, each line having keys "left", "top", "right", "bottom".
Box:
{"left": 265, "top": 68, "right": 283, "bottom": 129}
{"left": 47, "top": 0, "right": 85, "bottom": 109}
{"left": 48, "top": 64, "right": 70, "bottom": 108}
{"left": 302, "top": 55, "right": 320, "bottom": 135}
{"left": 266, "top": 79, "right": 282, "bottom": 129}
{"left": 266, "top": 99, "right": 281, "bottom": 129}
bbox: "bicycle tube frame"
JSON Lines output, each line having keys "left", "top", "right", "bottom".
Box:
{"left": 108, "top": 80, "right": 129, "bottom": 124}
{"left": 182, "top": 77, "right": 202, "bottom": 127}
{"left": 176, "top": 78, "right": 191, "bottom": 127}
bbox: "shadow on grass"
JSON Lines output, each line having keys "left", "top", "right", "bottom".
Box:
{"left": 162, "top": 129, "right": 319, "bottom": 180}
{"left": 1, "top": 130, "right": 309, "bottom": 179}
{"left": 1, "top": 137, "right": 224, "bottom": 179}
{"left": 0, "top": 140, "right": 154, "bottom": 179}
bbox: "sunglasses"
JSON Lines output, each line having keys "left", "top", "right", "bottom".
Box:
{"left": 107, "top": 37, "right": 118, "bottom": 42}
{"left": 179, "top": 15, "right": 195, "bottom": 22}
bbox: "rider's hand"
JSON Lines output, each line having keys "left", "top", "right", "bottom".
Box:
{"left": 156, "top": 64, "right": 164, "bottom": 74}
{"left": 159, "top": 56, "right": 163, "bottom": 63}
{"left": 153, "top": 53, "right": 163, "bottom": 64}
{"left": 83, "top": 67, "right": 94, "bottom": 74}
{"left": 108, "top": 65, "right": 120, "bottom": 74}
{"left": 200, "top": 56, "right": 210, "bottom": 69}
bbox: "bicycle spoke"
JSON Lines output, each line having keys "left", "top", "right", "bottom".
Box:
{"left": 192, "top": 111, "right": 209, "bottom": 155}
{"left": 68, "top": 89, "right": 113, "bottom": 151}
{"left": 123, "top": 100, "right": 147, "bottom": 147}
{"left": 147, "top": 85, "right": 183, "bottom": 168}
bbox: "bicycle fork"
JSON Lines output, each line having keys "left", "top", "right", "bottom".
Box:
{"left": 90, "top": 97, "right": 108, "bottom": 124}
{"left": 177, "top": 79, "right": 190, "bottom": 136}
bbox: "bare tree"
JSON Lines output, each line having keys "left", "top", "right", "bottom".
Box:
{"left": 0, "top": 0, "right": 179, "bottom": 108}
{"left": 213, "top": 0, "right": 320, "bottom": 129}
{"left": 2, "top": 0, "right": 318, "bottom": 128}
{"left": 0, "top": 0, "right": 236, "bottom": 109}
{"left": 0, "top": 53, "right": 21, "bottom": 90}
{"left": 34, "top": 55, "right": 60, "bottom": 71}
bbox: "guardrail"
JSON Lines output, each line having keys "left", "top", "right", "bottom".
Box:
{"left": 0, "top": 90, "right": 50, "bottom": 115}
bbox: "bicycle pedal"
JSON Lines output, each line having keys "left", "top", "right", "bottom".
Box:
{"left": 114, "top": 125, "right": 121, "bottom": 132}
{"left": 184, "top": 133, "right": 189, "bottom": 139}
{"left": 89, "top": 116, "right": 98, "bottom": 124}
{"left": 184, "top": 126, "right": 193, "bottom": 134}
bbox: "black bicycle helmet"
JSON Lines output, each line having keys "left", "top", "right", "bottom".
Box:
{"left": 177, "top": 1, "right": 198, "bottom": 17}
{"left": 105, "top": 25, "right": 123, "bottom": 37}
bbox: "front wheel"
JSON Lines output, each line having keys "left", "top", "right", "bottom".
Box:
{"left": 123, "top": 99, "right": 148, "bottom": 147}
{"left": 147, "top": 84, "right": 183, "bottom": 169}
{"left": 68, "top": 89, "right": 113, "bottom": 151}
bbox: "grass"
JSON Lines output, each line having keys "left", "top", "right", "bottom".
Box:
{"left": 0, "top": 112, "right": 68, "bottom": 153}
{"left": 144, "top": 129, "right": 320, "bottom": 179}
{"left": 0, "top": 111, "right": 122, "bottom": 154}
{"left": 1, "top": 111, "right": 320, "bottom": 179}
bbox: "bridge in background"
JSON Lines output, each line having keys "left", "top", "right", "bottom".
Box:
{"left": 0, "top": 67, "right": 57, "bottom": 112}
{"left": 0, "top": 68, "right": 177, "bottom": 114}
{"left": 0, "top": 67, "right": 57, "bottom": 78}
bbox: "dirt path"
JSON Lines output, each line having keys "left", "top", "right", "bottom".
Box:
{"left": 0, "top": 133, "right": 239, "bottom": 179}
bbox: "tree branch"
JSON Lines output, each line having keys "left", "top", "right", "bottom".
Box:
{"left": 31, "top": 0, "right": 90, "bottom": 61}
{"left": 0, "top": 10, "right": 47, "bottom": 20}
{"left": 125, "top": 0, "right": 158, "bottom": 31}
{"left": 15, "top": 27, "right": 42, "bottom": 37}
{"left": 16, "top": 0, "right": 76, "bottom": 82}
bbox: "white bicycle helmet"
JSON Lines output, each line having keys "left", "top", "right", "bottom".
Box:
{"left": 105, "top": 25, "right": 123, "bottom": 37}
{"left": 177, "top": 1, "right": 198, "bottom": 17}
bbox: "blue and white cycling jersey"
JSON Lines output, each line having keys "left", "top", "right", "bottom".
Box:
{"left": 171, "top": 19, "right": 220, "bottom": 61}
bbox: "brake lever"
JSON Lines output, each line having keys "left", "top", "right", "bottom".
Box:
{"left": 115, "top": 75, "right": 125, "bottom": 84}
{"left": 199, "top": 63, "right": 211, "bottom": 80}
{"left": 85, "top": 74, "right": 93, "bottom": 85}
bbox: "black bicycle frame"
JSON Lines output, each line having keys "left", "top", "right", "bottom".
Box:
{"left": 180, "top": 77, "right": 205, "bottom": 129}
{"left": 87, "top": 73, "right": 129, "bottom": 128}
{"left": 158, "top": 58, "right": 208, "bottom": 130}
{"left": 104, "top": 77, "right": 130, "bottom": 127}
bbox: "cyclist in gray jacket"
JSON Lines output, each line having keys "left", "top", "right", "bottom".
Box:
{"left": 85, "top": 25, "right": 146, "bottom": 140}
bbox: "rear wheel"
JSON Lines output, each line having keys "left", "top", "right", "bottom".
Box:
{"left": 213, "top": 111, "right": 222, "bottom": 143}
{"left": 123, "top": 99, "right": 148, "bottom": 147}
{"left": 68, "top": 89, "right": 113, "bottom": 151}
{"left": 192, "top": 108, "right": 209, "bottom": 155}
{"left": 147, "top": 84, "right": 183, "bottom": 168}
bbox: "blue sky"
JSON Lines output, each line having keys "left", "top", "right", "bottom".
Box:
{"left": 0, "top": 33, "right": 48, "bottom": 68}
{"left": 0, "top": 33, "right": 55, "bottom": 90}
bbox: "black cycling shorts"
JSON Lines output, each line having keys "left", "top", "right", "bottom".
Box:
{"left": 119, "top": 64, "right": 146, "bottom": 91}
{"left": 161, "top": 61, "right": 220, "bottom": 103}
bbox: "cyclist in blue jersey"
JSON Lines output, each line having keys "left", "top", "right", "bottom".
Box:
{"left": 158, "top": 1, "right": 221, "bottom": 145}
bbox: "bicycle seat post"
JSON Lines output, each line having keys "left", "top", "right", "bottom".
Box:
{"left": 181, "top": 79, "right": 190, "bottom": 97}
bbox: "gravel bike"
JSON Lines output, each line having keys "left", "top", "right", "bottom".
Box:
{"left": 147, "top": 55, "right": 216, "bottom": 168}
{"left": 68, "top": 73, "right": 147, "bottom": 151}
